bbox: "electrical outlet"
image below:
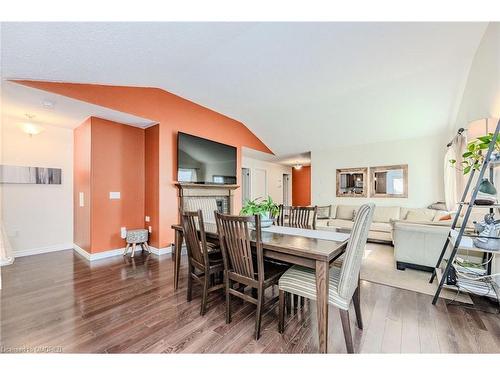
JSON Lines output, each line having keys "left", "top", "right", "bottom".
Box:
{"left": 148, "top": 226, "right": 152, "bottom": 233}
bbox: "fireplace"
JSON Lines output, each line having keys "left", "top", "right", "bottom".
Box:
{"left": 175, "top": 183, "right": 239, "bottom": 220}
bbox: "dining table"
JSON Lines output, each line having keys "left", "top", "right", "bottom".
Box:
{"left": 170, "top": 222, "right": 350, "bottom": 353}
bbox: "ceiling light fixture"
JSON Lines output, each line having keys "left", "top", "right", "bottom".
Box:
{"left": 293, "top": 163, "right": 303, "bottom": 170}
{"left": 20, "top": 114, "right": 44, "bottom": 137}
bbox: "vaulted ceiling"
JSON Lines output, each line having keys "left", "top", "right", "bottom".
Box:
{"left": 0, "top": 22, "right": 488, "bottom": 155}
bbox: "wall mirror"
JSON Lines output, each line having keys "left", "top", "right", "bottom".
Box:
{"left": 336, "top": 168, "right": 368, "bottom": 197}
{"left": 370, "top": 164, "right": 408, "bottom": 198}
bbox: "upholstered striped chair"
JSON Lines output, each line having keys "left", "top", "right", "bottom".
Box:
{"left": 277, "top": 203, "right": 375, "bottom": 353}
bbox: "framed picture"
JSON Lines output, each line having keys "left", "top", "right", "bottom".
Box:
{"left": 336, "top": 167, "right": 368, "bottom": 198}
{"left": 0, "top": 165, "right": 62, "bottom": 184}
{"left": 369, "top": 164, "right": 408, "bottom": 198}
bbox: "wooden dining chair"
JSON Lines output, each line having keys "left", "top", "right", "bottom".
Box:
{"left": 277, "top": 203, "right": 375, "bottom": 353}
{"left": 182, "top": 210, "right": 224, "bottom": 316}
{"left": 277, "top": 205, "right": 318, "bottom": 229}
{"left": 215, "top": 212, "right": 288, "bottom": 340}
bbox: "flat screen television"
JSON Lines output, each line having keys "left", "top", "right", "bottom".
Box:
{"left": 177, "top": 132, "right": 237, "bottom": 184}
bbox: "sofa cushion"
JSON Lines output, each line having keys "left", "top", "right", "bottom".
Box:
{"left": 403, "top": 208, "right": 436, "bottom": 222}
{"left": 316, "top": 205, "right": 332, "bottom": 219}
{"left": 335, "top": 205, "right": 357, "bottom": 220}
{"left": 370, "top": 222, "right": 392, "bottom": 233}
{"left": 372, "top": 206, "right": 400, "bottom": 223}
{"left": 328, "top": 218, "right": 354, "bottom": 230}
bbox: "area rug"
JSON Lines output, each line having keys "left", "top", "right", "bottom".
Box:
{"left": 360, "top": 243, "right": 473, "bottom": 304}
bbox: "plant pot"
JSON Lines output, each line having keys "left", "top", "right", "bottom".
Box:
{"left": 260, "top": 212, "right": 274, "bottom": 228}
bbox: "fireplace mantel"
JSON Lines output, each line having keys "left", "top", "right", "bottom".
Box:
{"left": 174, "top": 182, "right": 240, "bottom": 216}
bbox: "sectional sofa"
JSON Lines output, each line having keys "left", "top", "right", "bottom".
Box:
{"left": 316, "top": 204, "right": 484, "bottom": 271}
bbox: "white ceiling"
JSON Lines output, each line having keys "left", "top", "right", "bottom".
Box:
{"left": 0, "top": 22, "right": 488, "bottom": 154}
{"left": 1, "top": 81, "right": 157, "bottom": 129}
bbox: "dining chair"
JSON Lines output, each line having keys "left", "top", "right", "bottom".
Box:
{"left": 182, "top": 210, "right": 224, "bottom": 316}
{"left": 277, "top": 203, "right": 375, "bottom": 353}
{"left": 277, "top": 205, "right": 319, "bottom": 311}
{"left": 215, "top": 212, "right": 288, "bottom": 340}
{"left": 277, "top": 205, "right": 318, "bottom": 229}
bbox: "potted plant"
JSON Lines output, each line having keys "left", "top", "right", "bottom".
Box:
{"left": 240, "top": 196, "right": 279, "bottom": 228}
{"left": 450, "top": 133, "right": 500, "bottom": 174}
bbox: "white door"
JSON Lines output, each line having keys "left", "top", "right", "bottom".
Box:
{"left": 252, "top": 168, "right": 267, "bottom": 200}
{"left": 242, "top": 168, "right": 251, "bottom": 204}
{"left": 283, "top": 174, "right": 291, "bottom": 205}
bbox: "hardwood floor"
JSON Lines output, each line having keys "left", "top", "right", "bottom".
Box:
{"left": 1, "top": 249, "right": 499, "bottom": 353}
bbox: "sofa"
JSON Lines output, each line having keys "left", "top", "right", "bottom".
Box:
{"left": 316, "top": 204, "right": 449, "bottom": 243}
{"left": 315, "top": 204, "right": 485, "bottom": 271}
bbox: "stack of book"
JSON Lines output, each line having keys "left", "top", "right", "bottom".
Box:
{"left": 452, "top": 259, "right": 498, "bottom": 299}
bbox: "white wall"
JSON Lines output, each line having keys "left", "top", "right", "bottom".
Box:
{"left": 1, "top": 116, "right": 73, "bottom": 255}
{"left": 312, "top": 133, "right": 447, "bottom": 208}
{"left": 453, "top": 23, "right": 500, "bottom": 134}
{"left": 241, "top": 156, "right": 292, "bottom": 205}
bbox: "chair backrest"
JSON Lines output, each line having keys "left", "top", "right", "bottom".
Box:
{"left": 181, "top": 210, "right": 210, "bottom": 270}
{"left": 338, "top": 203, "right": 375, "bottom": 300}
{"left": 288, "top": 206, "right": 318, "bottom": 229}
{"left": 215, "top": 212, "right": 264, "bottom": 283}
{"left": 184, "top": 197, "right": 218, "bottom": 223}
{"left": 276, "top": 205, "right": 290, "bottom": 226}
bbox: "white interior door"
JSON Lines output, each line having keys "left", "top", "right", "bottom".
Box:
{"left": 242, "top": 168, "right": 251, "bottom": 204}
{"left": 283, "top": 174, "right": 291, "bottom": 205}
{"left": 252, "top": 168, "right": 267, "bottom": 200}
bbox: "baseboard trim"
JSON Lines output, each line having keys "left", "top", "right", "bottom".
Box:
{"left": 13, "top": 243, "right": 73, "bottom": 258}
{"left": 73, "top": 243, "right": 173, "bottom": 261}
{"left": 149, "top": 246, "right": 172, "bottom": 256}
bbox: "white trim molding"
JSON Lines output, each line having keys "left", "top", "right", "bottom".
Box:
{"left": 73, "top": 243, "right": 173, "bottom": 261}
{"left": 13, "top": 243, "right": 73, "bottom": 258}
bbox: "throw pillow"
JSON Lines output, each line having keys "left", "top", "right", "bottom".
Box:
{"left": 405, "top": 209, "right": 435, "bottom": 222}
{"left": 316, "top": 205, "right": 331, "bottom": 219}
{"left": 438, "top": 214, "right": 452, "bottom": 221}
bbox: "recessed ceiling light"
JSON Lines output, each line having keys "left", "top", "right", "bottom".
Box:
{"left": 41, "top": 99, "right": 55, "bottom": 109}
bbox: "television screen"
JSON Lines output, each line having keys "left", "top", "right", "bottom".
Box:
{"left": 177, "top": 132, "right": 237, "bottom": 184}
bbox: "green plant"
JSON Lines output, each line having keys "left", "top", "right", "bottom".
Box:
{"left": 240, "top": 196, "right": 279, "bottom": 217}
{"left": 450, "top": 133, "right": 500, "bottom": 174}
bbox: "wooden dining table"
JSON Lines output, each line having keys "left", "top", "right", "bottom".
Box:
{"left": 170, "top": 222, "right": 349, "bottom": 353}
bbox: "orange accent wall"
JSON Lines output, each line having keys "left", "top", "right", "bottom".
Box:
{"left": 17, "top": 80, "right": 273, "bottom": 249}
{"left": 73, "top": 118, "right": 91, "bottom": 252}
{"left": 90, "top": 117, "right": 145, "bottom": 252}
{"left": 74, "top": 117, "right": 146, "bottom": 253}
{"left": 292, "top": 166, "right": 311, "bottom": 206}
{"left": 145, "top": 125, "right": 160, "bottom": 249}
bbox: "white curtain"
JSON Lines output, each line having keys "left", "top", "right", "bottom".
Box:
{"left": 0, "top": 221, "right": 14, "bottom": 267}
{"left": 444, "top": 133, "right": 467, "bottom": 211}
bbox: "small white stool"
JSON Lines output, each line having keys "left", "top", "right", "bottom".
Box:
{"left": 123, "top": 229, "right": 151, "bottom": 257}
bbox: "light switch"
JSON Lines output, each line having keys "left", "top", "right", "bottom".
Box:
{"left": 79, "top": 192, "right": 84, "bottom": 207}
{"left": 148, "top": 226, "right": 152, "bottom": 233}
{"left": 109, "top": 192, "right": 121, "bottom": 200}
{"left": 145, "top": 216, "right": 150, "bottom": 222}
{"left": 120, "top": 227, "right": 127, "bottom": 239}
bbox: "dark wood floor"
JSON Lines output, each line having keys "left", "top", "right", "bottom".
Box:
{"left": 1, "top": 249, "right": 499, "bottom": 353}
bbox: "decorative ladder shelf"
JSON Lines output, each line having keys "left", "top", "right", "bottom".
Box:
{"left": 429, "top": 118, "right": 500, "bottom": 305}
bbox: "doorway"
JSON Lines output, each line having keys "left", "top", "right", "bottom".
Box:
{"left": 242, "top": 168, "right": 251, "bottom": 204}
{"left": 283, "top": 174, "right": 291, "bottom": 206}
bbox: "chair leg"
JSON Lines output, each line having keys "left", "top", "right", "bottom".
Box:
{"left": 285, "top": 292, "right": 292, "bottom": 314}
{"left": 187, "top": 265, "right": 193, "bottom": 302}
{"left": 131, "top": 243, "right": 136, "bottom": 258}
{"left": 200, "top": 271, "right": 209, "bottom": 316}
{"left": 278, "top": 289, "right": 285, "bottom": 333}
{"left": 353, "top": 286, "right": 363, "bottom": 330}
{"left": 300, "top": 296, "right": 304, "bottom": 308}
{"left": 144, "top": 242, "right": 151, "bottom": 253}
{"left": 140, "top": 243, "right": 146, "bottom": 253}
{"left": 255, "top": 288, "right": 263, "bottom": 340}
{"left": 339, "top": 309, "right": 354, "bottom": 353}
{"left": 293, "top": 294, "right": 298, "bottom": 313}
{"left": 225, "top": 272, "right": 231, "bottom": 324}
{"left": 123, "top": 243, "right": 130, "bottom": 256}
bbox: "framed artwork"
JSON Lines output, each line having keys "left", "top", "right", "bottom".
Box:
{"left": 0, "top": 165, "right": 62, "bottom": 184}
